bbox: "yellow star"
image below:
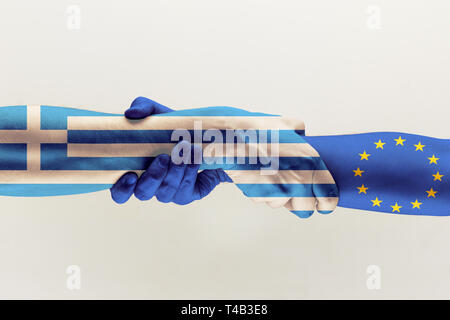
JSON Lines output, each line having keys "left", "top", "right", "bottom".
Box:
{"left": 353, "top": 168, "right": 364, "bottom": 177}
{"left": 433, "top": 171, "right": 444, "bottom": 181}
{"left": 426, "top": 188, "right": 438, "bottom": 198}
{"left": 410, "top": 199, "right": 422, "bottom": 209}
{"left": 428, "top": 154, "right": 439, "bottom": 165}
{"left": 371, "top": 197, "right": 382, "bottom": 207}
{"left": 359, "top": 150, "right": 371, "bottom": 160}
{"left": 414, "top": 141, "right": 425, "bottom": 151}
{"left": 391, "top": 202, "right": 402, "bottom": 213}
{"left": 374, "top": 139, "right": 386, "bottom": 149}
{"left": 394, "top": 136, "right": 406, "bottom": 146}
{"left": 357, "top": 184, "right": 368, "bottom": 194}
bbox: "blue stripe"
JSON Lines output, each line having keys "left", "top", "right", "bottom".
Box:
{"left": 0, "top": 144, "right": 27, "bottom": 170}
{"left": 69, "top": 130, "right": 172, "bottom": 144}
{"left": 68, "top": 130, "right": 304, "bottom": 144}
{"left": 313, "top": 182, "right": 339, "bottom": 198}
{"left": 41, "top": 143, "right": 152, "bottom": 170}
{"left": 291, "top": 211, "right": 314, "bottom": 218}
{"left": 41, "top": 144, "right": 326, "bottom": 171}
{"left": 0, "top": 106, "right": 27, "bottom": 129}
{"left": 200, "top": 158, "right": 327, "bottom": 170}
{"left": 40, "top": 106, "right": 120, "bottom": 130}
{"left": 290, "top": 209, "right": 333, "bottom": 219}
{"left": 236, "top": 184, "right": 336, "bottom": 197}
{"left": 0, "top": 184, "right": 112, "bottom": 197}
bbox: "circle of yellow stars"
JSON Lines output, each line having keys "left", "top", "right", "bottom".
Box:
{"left": 353, "top": 136, "right": 443, "bottom": 213}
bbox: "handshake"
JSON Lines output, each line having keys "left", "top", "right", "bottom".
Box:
{"left": 110, "top": 96, "right": 338, "bottom": 218}
{"left": 110, "top": 96, "right": 233, "bottom": 205}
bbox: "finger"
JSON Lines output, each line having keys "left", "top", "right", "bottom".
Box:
{"left": 193, "top": 169, "right": 233, "bottom": 200}
{"left": 155, "top": 161, "right": 187, "bottom": 203}
{"left": 170, "top": 142, "right": 202, "bottom": 204}
{"left": 291, "top": 211, "right": 314, "bottom": 219}
{"left": 216, "top": 169, "right": 233, "bottom": 183}
{"left": 195, "top": 169, "right": 224, "bottom": 199}
{"left": 110, "top": 172, "right": 138, "bottom": 204}
{"left": 134, "top": 154, "right": 170, "bottom": 200}
{"left": 173, "top": 163, "right": 201, "bottom": 205}
{"left": 125, "top": 96, "right": 173, "bottom": 119}
{"left": 313, "top": 172, "right": 339, "bottom": 215}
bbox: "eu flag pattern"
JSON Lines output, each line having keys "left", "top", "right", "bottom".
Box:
{"left": 306, "top": 132, "right": 449, "bottom": 216}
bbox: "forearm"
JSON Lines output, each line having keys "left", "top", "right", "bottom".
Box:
{"left": 304, "top": 133, "right": 449, "bottom": 216}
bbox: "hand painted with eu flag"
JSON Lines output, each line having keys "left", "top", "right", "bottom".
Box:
{"left": 110, "top": 97, "right": 232, "bottom": 205}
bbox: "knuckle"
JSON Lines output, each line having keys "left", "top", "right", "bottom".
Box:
{"left": 134, "top": 186, "right": 152, "bottom": 201}
{"left": 156, "top": 192, "right": 172, "bottom": 203}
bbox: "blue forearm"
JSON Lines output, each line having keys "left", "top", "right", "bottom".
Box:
{"left": 305, "top": 133, "right": 450, "bottom": 216}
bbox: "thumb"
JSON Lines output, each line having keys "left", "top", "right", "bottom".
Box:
{"left": 125, "top": 96, "right": 173, "bottom": 119}
{"left": 195, "top": 169, "right": 232, "bottom": 199}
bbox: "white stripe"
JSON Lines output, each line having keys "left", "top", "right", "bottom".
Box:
{"left": 27, "top": 106, "right": 41, "bottom": 172}
{"left": 225, "top": 170, "right": 334, "bottom": 184}
{"left": 67, "top": 116, "right": 305, "bottom": 131}
{"left": 67, "top": 143, "right": 318, "bottom": 158}
{"left": 0, "top": 169, "right": 334, "bottom": 185}
{"left": 0, "top": 130, "right": 67, "bottom": 143}
{"left": 0, "top": 170, "right": 140, "bottom": 184}
{"left": 315, "top": 196, "right": 339, "bottom": 212}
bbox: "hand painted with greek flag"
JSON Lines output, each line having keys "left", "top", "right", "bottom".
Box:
{"left": 110, "top": 97, "right": 233, "bottom": 205}
{"left": 0, "top": 99, "right": 339, "bottom": 219}
{"left": 109, "top": 97, "right": 339, "bottom": 218}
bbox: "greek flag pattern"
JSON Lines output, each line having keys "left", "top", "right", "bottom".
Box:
{"left": 0, "top": 105, "right": 339, "bottom": 218}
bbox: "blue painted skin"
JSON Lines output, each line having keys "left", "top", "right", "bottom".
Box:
{"left": 1, "top": 98, "right": 445, "bottom": 217}
{"left": 110, "top": 97, "right": 233, "bottom": 205}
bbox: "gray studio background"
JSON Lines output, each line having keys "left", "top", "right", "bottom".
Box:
{"left": 0, "top": 0, "right": 449, "bottom": 299}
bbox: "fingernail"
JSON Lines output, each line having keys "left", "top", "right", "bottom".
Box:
{"left": 124, "top": 108, "right": 133, "bottom": 116}
{"left": 125, "top": 174, "right": 137, "bottom": 185}
{"left": 124, "top": 108, "right": 145, "bottom": 119}
{"left": 291, "top": 211, "right": 313, "bottom": 219}
{"left": 158, "top": 155, "right": 170, "bottom": 166}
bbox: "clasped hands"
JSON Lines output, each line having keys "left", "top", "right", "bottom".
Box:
{"left": 110, "top": 97, "right": 232, "bottom": 205}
